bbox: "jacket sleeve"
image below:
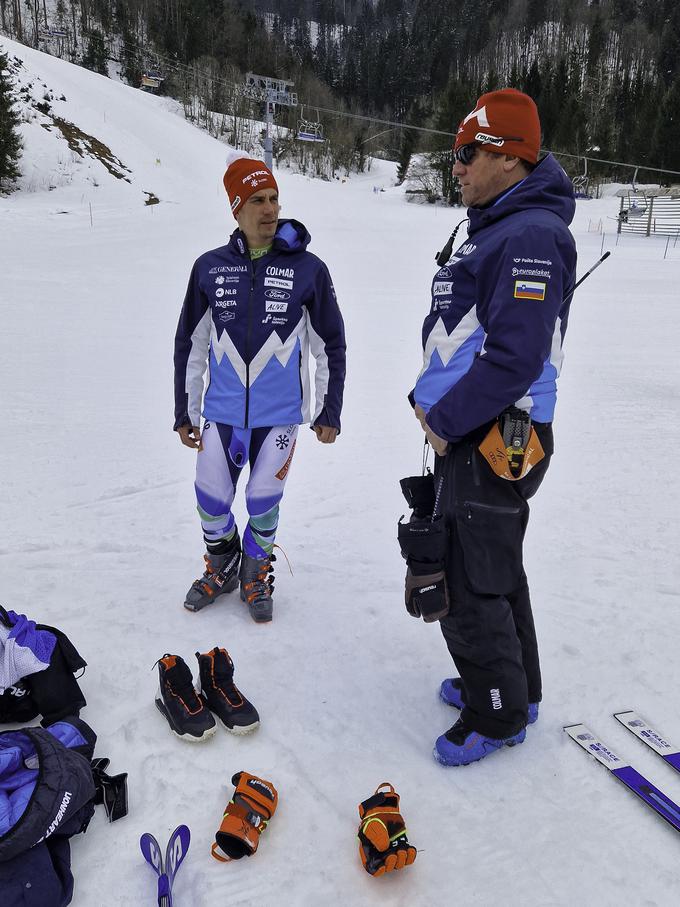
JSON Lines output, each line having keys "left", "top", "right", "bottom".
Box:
{"left": 426, "top": 225, "right": 575, "bottom": 442}
{"left": 173, "top": 262, "right": 212, "bottom": 430}
{"left": 304, "top": 261, "right": 347, "bottom": 430}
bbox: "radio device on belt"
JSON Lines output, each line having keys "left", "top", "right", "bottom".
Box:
{"left": 478, "top": 406, "right": 545, "bottom": 481}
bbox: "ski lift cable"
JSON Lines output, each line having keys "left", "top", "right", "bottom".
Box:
{"left": 107, "top": 36, "right": 680, "bottom": 178}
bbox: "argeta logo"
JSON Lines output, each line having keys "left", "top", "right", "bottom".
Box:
{"left": 231, "top": 195, "right": 241, "bottom": 211}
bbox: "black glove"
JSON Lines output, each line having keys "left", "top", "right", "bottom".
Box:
{"left": 398, "top": 514, "right": 450, "bottom": 621}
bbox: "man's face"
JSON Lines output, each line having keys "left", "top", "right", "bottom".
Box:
{"left": 453, "top": 147, "right": 513, "bottom": 208}
{"left": 236, "top": 188, "right": 280, "bottom": 247}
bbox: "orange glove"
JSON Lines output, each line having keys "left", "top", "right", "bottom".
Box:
{"left": 357, "top": 783, "right": 417, "bottom": 876}
{"left": 211, "top": 772, "right": 278, "bottom": 862}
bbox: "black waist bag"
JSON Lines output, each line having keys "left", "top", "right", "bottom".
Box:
{"left": 398, "top": 474, "right": 450, "bottom": 622}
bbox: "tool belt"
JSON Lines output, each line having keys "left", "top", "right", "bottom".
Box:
{"left": 478, "top": 407, "right": 545, "bottom": 481}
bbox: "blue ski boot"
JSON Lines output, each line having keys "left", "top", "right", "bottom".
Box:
{"left": 439, "top": 677, "right": 539, "bottom": 725}
{"left": 433, "top": 717, "right": 526, "bottom": 766}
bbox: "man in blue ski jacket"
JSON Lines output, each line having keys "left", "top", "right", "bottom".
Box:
{"left": 410, "top": 89, "right": 577, "bottom": 765}
{"left": 174, "top": 154, "right": 346, "bottom": 622}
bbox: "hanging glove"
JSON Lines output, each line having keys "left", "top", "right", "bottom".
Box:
{"left": 357, "top": 782, "right": 417, "bottom": 876}
{"left": 211, "top": 771, "right": 278, "bottom": 862}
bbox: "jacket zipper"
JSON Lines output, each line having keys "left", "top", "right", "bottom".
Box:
{"left": 463, "top": 500, "right": 521, "bottom": 519}
{"left": 244, "top": 248, "right": 283, "bottom": 428}
{"left": 245, "top": 262, "right": 255, "bottom": 428}
{"left": 467, "top": 444, "right": 481, "bottom": 487}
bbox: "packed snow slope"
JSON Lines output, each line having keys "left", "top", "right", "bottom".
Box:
{"left": 2, "top": 36, "right": 680, "bottom": 907}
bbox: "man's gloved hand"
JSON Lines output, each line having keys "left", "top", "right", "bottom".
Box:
{"left": 357, "top": 783, "right": 417, "bottom": 876}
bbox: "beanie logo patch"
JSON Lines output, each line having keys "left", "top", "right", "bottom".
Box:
{"left": 463, "top": 104, "right": 489, "bottom": 128}
{"left": 242, "top": 170, "right": 270, "bottom": 184}
{"left": 231, "top": 195, "right": 241, "bottom": 212}
{"left": 475, "top": 132, "right": 506, "bottom": 147}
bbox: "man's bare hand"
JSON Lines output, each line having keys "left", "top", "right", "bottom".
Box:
{"left": 177, "top": 424, "right": 202, "bottom": 449}
{"left": 426, "top": 429, "right": 449, "bottom": 457}
{"left": 414, "top": 404, "right": 449, "bottom": 457}
{"left": 414, "top": 404, "right": 428, "bottom": 430}
{"left": 314, "top": 425, "right": 338, "bottom": 444}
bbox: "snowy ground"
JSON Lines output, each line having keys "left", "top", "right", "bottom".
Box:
{"left": 2, "top": 36, "right": 680, "bottom": 906}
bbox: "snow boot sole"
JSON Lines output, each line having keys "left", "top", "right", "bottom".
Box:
{"left": 219, "top": 717, "right": 260, "bottom": 735}
{"left": 155, "top": 697, "right": 217, "bottom": 742}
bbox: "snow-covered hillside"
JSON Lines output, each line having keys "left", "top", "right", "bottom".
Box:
{"left": 2, "top": 36, "right": 680, "bottom": 907}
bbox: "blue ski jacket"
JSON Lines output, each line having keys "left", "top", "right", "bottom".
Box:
{"left": 174, "top": 219, "right": 346, "bottom": 431}
{"left": 413, "top": 154, "right": 577, "bottom": 442}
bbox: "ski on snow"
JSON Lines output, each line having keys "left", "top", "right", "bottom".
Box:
{"left": 140, "top": 824, "right": 191, "bottom": 906}
{"left": 613, "top": 710, "right": 680, "bottom": 775}
{"left": 564, "top": 723, "right": 680, "bottom": 833}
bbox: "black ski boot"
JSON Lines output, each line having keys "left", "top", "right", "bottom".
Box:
{"left": 239, "top": 552, "right": 275, "bottom": 623}
{"left": 196, "top": 647, "right": 260, "bottom": 734}
{"left": 155, "top": 654, "right": 216, "bottom": 742}
{"left": 184, "top": 532, "right": 241, "bottom": 612}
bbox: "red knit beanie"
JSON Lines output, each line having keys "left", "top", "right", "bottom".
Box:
{"left": 454, "top": 88, "right": 541, "bottom": 164}
{"left": 223, "top": 156, "right": 279, "bottom": 218}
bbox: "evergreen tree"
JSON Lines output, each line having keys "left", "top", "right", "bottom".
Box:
{"left": 396, "top": 126, "right": 417, "bottom": 184}
{"left": 650, "top": 77, "right": 680, "bottom": 172}
{"left": 82, "top": 29, "right": 108, "bottom": 75}
{"left": 658, "top": 8, "right": 680, "bottom": 89}
{"left": 0, "top": 51, "right": 22, "bottom": 194}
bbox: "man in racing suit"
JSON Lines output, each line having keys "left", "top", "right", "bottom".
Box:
{"left": 174, "top": 155, "right": 346, "bottom": 622}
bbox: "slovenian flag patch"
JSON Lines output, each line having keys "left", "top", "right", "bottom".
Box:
{"left": 514, "top": 280, "right": 546, "bottom": 300}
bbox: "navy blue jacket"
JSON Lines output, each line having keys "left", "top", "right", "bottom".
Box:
{"left": 174, "top": 219, "right": 346, "bottom": 431}
{"left": 0, "top": 718, "right": 96, "bottom": 906}
{"left": 413, "top": 154, "right": 577, "bottom": 442}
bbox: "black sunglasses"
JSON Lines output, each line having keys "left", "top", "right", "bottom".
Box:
{"left": 453, "top": 143, "right": 479, "bottom": 165}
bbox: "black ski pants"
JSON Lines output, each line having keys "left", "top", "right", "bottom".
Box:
{"left": 435, "top": 421, "right": 553, "bottom": 739}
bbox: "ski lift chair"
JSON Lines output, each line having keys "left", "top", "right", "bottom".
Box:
{"left": 296, "top": 108, "right": 324, "bottom": 143}
{"left": 140, "top": 71, "right": 164, "bottom": 92}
